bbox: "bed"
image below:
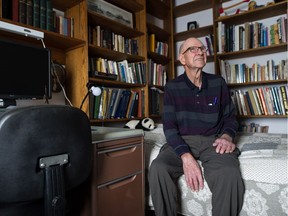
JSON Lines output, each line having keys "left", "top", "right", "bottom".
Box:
{"left": 144, "top": 125, "right": 288, "bottom": 216}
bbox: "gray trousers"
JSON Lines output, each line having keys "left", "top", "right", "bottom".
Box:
{"left": 148, "top": 135, "right": 244, "bottom": 216}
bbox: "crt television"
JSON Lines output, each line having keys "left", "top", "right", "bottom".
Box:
{"left": 0, "top": 38, "right": 51, "bottom": 106}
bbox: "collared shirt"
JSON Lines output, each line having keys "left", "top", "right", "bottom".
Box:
{"left": 163, "top": 71, "right": 238, "bottom": 157}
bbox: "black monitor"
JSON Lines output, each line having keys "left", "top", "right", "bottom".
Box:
{"left": 0, "top": 39, "right": 51, "bottom": 107}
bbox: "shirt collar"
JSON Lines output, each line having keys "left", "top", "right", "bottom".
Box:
{"left": 183, "top": 71, "right": 208, "bottom": 90}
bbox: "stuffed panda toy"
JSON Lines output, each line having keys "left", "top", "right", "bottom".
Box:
{"left": 124, "top": 118, "right": 156, "bottom": 131}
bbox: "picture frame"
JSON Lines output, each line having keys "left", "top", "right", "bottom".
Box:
{"left": 187, "top": 21, "right": 198, "bottom": 30}
{"left": 87, "top": 0, "right": 133, "bottom": 28}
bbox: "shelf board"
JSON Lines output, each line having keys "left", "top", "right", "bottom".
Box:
{"left": 173, "top": 0, "right": 212, "bottom": 18}
{"left": 51, "top": 0, "right": 83, "bottom": 11}
{"left": 228, "top": 79, "right": 287, "bottom": 87}
{"left": 89, "top": 77, "right": 146, "bottom": 88}
{"left": 217, "top": 43, "right": 287, "bottom": 60}
{"left": 146, "top": 0, "right": 170, "bottom": 19}
{"left": 148, "top": 51, "right": 171, "bottom": 65}
{"left": 0, "top": 18, "right": 85, "bottom": 51}
{"left": 105, "top": 0, "right": 144, "bottom": 13}
{"left": 216, "top": 1, "right": 287, "bottom": 25}
{"left": 89, "top": 45, "right": 145, "bottom": 62}
{"left": 88, "top": 11, "right": 144, "bottom": 38}
{"left": 174, "top": 25, "right": 213, "bottom": 42}
{"left": 237, "top": 115, "right": 287, "bottom": 118}
{"left": 147, "top": 23, "right": 170, "bottom": 41}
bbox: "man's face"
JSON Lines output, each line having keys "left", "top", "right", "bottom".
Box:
{"left": 179, "top": 38, "right": 207, "bottom": 70}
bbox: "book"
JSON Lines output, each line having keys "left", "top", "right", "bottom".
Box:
{"left": 257, "top": 88, "right": 268, "bottom": 115}
{"left": 111, "top": 89, "right": 124, "bottom": 118}
{"left": 26, "top": 0, "right": 33, "bottom": 26}
{"left": 33, "top": 0, "right": 40, "bottom": 28}
{"left": 2, "top": 0, "right": 12, "bottom": 19}
{"left": 39, "top": 0, "right": 46, "bottom": 29}
{"left": 149, "top": 34, "right": 156, "bottom": 52}
{"left": 280, "top": 85, "right": 288, "bottom": 115}
{"left": 46, "top": 0, "right": 53, "bottom": 31}
{"left": 248, "top": 89, "right": 260, "bottom": 115}
{"left": 18, "top": 0, "right": 26, "bottom": 24}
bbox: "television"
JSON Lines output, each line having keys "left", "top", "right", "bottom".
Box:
{"left": 0, "top": 39, "right": 51, "bottom": 107}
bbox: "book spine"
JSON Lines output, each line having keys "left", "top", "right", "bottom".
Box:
{"left": 46, "top": 0, "right": 53, "bottom": 31}
{"left": 33, "top": 0, "right": 40, "bottom": 28}
{"left": 19, "top": 0, "right": 27, "bottom": 24}
{"left": 26, "top": 0, "right": 33, "bottom": 26}
{"left": 12, "top": 0, "right": 19, "bottom": 22}
{"left": 39, "top": 0, "right": 46, "bottom": 30}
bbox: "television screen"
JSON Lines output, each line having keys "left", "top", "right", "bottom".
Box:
{"left": 0, "top": 39, "right": 51, "bottom": 104}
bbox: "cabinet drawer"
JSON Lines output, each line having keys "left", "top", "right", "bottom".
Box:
{"left": 96, "top": 144, "right": 143, "bottom": 184}
{"left": 95, "top": 173, "right": 143, "bottom": 216}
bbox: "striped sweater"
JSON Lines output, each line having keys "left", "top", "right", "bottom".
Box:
{"left": 163, "top": 71, "right": 238, "bottom": 156}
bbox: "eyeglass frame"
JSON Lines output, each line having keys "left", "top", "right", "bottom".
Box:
{"left": 182, "top": 46, "right": 208, "bottom": 54}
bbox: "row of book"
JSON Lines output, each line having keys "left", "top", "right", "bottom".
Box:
{"left": 89, "top": 88, "right": 145, "bottom": 120}
{"left": 217, "top": 16, "right": 287, "bottom": 53}
{"left": 148, "top": 34, "right": 169, "bottom": 57}
{"left": 88, "top": 58, "right": 146, "bottom": 84}
{"left": 148, "top": 59, "right": 167, "bottom": 86}
{"left": 239, "top": 123, "right": 269, "bottom": 133}
{"left": 220, "top": 59, "right": 287, "bottom": 84}
{"left": 2, "top": 0, "right": 74, "bottom": 37}
{"left": 149, "top": 87, "right": 164, "bottom": 116}
{"left": 88, "top": 25, "right": 138, "bottom": 55}
{"left": 231, "top": 85, "right": 288, "bottom": 116}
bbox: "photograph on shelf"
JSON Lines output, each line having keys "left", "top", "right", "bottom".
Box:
{"left": 87, "top": 0, "right": 133, "bottom": 28}
{"left": 187, "top": 21, "right": 198, "bottom": 30}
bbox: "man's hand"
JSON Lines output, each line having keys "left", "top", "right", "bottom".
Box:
{"left": 213, "top": 133, "right": 236, "bottom": 154}
{"left": 181, "top": 153, "right": 204, "bottom": 192}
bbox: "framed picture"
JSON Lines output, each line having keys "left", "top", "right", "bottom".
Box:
{"left": 187, "top": 21, "right": 198, "bottom": 30}
{"left": 87, "top": 0, "right": 133, "bottom": 28}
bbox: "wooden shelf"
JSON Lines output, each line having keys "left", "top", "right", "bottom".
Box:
{"left": 51, "top": 0, "right": 83, "bottom": 11}
{"left": 148, "top": 51, "right": 170, "bottom": 65}
{"left": 88, "top": 11, "right": 144, "bottom": 38}
{"left": 216, "top": 1, "right": 287, "bottom": 25}
{"left": 89, "top": 45, "right": 145, "bottom": 63}
{"left": 89, "top": 77, "right": 146, "bottom": 88}
{"left": 147, "top": 23, "right": 170, "bottom": 41}
{"left": 173, "top": 0, "right": 212, "bottom": 18}
{"left": 228, "top": 79, "right": 288, "bottom": 88}
{"left": 0, "top": 18, "right": 85, "bottom": 51}
{"left": 217, "top": 43, "right": 287, "bottom": 60}
{"left": 105, "top": 0, "right": 144, "bottom": 13}
{"left": 174, "top": 25, "right": 213, "bottom": 42}
{"left": 237, "top": 115, "right": 287, "bottom": 118}
{"left": 146, "top": 0, "right": 170, "bottom": 19}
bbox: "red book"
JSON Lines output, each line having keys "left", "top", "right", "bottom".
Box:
{"left": 12, "top": 0, "right": 19, "bottom": 22}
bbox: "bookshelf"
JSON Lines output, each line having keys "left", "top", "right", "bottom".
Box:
{"left": 173, "top": 0, "right": 287, "bottom": 128}
{"left": 146, "top": 0, "right": 174, "bottom": 118}
{"left": 213, "top": 0, "right": 287, "bottom": 119}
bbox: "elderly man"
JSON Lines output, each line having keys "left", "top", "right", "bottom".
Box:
{"left": 149, "top": 37, "right": 244, "bottom": 216}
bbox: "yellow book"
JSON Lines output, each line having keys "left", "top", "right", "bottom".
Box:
{"left": 149, "top": 34, "right": 155, "bottom": 52}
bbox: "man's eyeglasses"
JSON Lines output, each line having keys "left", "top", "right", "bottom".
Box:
{"left": 182, "top": 46, "right": 207, "bottom": 54}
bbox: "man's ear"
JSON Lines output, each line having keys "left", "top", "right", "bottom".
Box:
{"left": 178, "top": 53, "right": 185, "bottom": 65}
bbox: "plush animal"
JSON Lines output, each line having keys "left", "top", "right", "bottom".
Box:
{"left": 124, "top": 118, "right": 156, "bottom": 131}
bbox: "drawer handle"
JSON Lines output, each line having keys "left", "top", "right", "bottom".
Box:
{"left": 107, "top": 175, "right": 136, "bottom": 190}
{"left": 106, "top": 146, "right": 136, "bottom": 157}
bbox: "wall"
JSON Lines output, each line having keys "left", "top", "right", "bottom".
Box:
{"left": 174, "top": 0, "right": 287, "bottom": 134}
